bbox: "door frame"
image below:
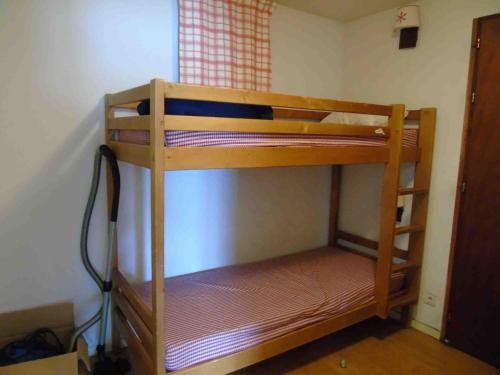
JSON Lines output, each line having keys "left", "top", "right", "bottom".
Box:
{"left": 441, "top": 13, "right": 500, "bottom": 342}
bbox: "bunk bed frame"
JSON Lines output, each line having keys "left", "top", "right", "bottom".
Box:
{"left": 105, "top": 79, "right": 436, "bottom": 375}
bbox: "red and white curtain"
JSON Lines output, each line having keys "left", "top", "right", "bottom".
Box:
{"left": 179, "top": 0, "right": 274, "bottom": 91}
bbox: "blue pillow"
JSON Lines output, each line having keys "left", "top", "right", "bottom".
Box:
{"left": 137, "top": 99, "right": 273, "bottom": 119}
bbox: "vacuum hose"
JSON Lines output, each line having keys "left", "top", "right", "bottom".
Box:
{"left": 68, "top": 145, "right": 120, "bottom": 353}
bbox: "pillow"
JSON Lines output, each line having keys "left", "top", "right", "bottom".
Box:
{"left": 320, "top": 112, "right": 389, "bottom": 126}
{"left": 137, "top": 99, "right": 273, "bottom": 119}
{"left": 320, "top": 111, "right": 410, "bottom": 126}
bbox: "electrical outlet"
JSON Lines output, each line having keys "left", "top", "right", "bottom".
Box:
{"left": 423, "top": 292, "right": 437, "bottom": 307}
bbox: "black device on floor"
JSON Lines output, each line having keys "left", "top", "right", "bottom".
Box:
{"left": 0, "top": 328, "right": 64, "bottom": 366}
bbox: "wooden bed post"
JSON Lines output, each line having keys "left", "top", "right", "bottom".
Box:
{"left": 105, "top": 94, "right": 122, "bottom": 351}
{"left": 104, "top": 94, "right": 118, "bottom": 269}
{"left": 328, "top": 166, "right": 341, "bottom": 246}
{"left": 150, "top": 79, "right": 166, "bottom": 375}
{"left": 375, "top": 104, "right": 405, "bottom": 318}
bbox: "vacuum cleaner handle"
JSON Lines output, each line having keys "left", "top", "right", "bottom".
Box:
{"left": 99, "top": 145, "right": 120, "bottom": 222}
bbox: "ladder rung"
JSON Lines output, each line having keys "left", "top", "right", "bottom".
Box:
{"left": 392, "top": 260, "right": 421, "bottom": 272}
{"left": 398, "top": 187, "right": 428, "bottom": 196}
{"left": 393, "top": 247, "right": 409, "bottom": 260}
{"left": 389, "top": 290, "right": 418, "bottom": 309}
{"left": 395, "top": 224, "right": 425, "bottom": 235}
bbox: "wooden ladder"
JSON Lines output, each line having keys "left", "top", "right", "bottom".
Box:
{"left": 386, "top": 108, "right": 436, "bottom": 316}
{"left": 329, "top": 107, "right": 436, "bottom": 319}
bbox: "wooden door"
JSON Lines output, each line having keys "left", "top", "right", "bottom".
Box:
{"left": 444, "top": 13, "right": 500, "bottom": 367}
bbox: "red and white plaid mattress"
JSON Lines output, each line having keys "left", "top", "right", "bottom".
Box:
{"left": 119, "top": 128, "right": 418, "bottom": 148}
{"left": 134, "top": 247, "right": 404, "bottom": 370}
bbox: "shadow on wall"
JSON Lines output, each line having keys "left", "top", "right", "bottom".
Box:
{"left": 230, "top": 167, "right": 332, "bottom": 265}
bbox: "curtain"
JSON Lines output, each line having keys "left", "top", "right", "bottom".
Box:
{"left": 179, "top": 0, "right": 274, "bottom": 91}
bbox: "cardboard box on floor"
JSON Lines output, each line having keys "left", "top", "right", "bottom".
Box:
{"left": 0, "top": 302, "right": 91, "bottom": 375}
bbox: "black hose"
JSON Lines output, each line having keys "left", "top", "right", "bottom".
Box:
{"left": 99, "top": 145, "right": 120, "bottom": 222}
{"left": 68, "top": 145, "right": 120, "bottom": 352}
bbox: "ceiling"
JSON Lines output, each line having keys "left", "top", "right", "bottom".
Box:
{"left": 275, "top": 0, "right": 409, "bottom": 22}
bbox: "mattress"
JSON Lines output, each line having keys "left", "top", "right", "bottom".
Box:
{"left": 133, "top": 247, "right": 405, "bottom": 370}
{"left": 119, "top": 129, "right": 418, "bottom": 148}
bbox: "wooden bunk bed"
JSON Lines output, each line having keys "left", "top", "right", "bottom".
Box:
{"left": 105, "top": 79, "right": 436, "bottom": 375}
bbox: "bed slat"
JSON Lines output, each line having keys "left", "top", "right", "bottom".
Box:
{"left": 406, "top": 110, "right": 421, "bottom": 121}
{"left": 164, "top": 146, "right": 389, "bottom": 170}
{"left": 401, "top": 147, "right": 421, "bottom": 162}
{"left": 109, "top": 116, "right": 150, "bottom": 130}
{"left": 108, "top": 84, "right": 150, "bottom": 107}
{"left": 273, "top": 107, "right": 330, "bottom": 120}
{"left": 108, "top": 141, "right": 150, "bottom": 168}
{"left": 336, "top": 230, "right": 408, "bottom": 260}
{"left": 392, "top": 259, "right": 421, "bottom": 272}
{"left": 398, "top": 187, "right": 428, "bottom": 195}
{"left": 395, "top": 224, "right": 425, "bottom": 235}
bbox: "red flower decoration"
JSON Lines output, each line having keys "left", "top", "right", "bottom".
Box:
{"left": 397, "top": 11, "right": 407, "bottom": 23}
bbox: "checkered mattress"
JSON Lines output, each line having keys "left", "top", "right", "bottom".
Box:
{"left": 119, "top": 128, "right": 418, "bottom": 148}
{"left": 134, "top": 247, "right": 405, "bottom": 370}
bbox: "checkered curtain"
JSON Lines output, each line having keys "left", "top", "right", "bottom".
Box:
{"left": 179, "top": 0, "right": 274, "bottom": 91}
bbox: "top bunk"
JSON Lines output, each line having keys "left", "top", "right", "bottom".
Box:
{"left": 106, "top": 79, "right": 436, "bottom": 171}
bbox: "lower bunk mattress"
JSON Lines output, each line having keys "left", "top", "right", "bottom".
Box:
{"left": 133, "top": 247, "right": 404, "bottom": 370}
{"left": 119, "top": 129, "right": 418, "bottom": 148}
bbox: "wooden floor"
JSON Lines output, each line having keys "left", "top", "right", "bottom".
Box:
{"left": 81, "top": 318, "right": 499, "bottom": 375}
{"left": 233, "top": 318, "right": 498, "bottom": 375}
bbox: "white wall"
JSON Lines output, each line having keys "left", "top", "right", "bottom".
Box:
{"left": 272, "top": 5, "right": 344, "bottom": 97}
{"left": 0, "top": 0, "right": 178, "bottom": 348}
{"left": 340, "top": 0, "right": 500, "bottom": 331}
{"left": 0, "top": 1, "right": 344, "bottom": 349}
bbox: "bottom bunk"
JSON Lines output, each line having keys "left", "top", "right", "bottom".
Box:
{"left": 132, "top": 247, "right": 404, "bottom": 371}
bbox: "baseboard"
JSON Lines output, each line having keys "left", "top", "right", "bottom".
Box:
{"left": 410, "top": 319, "right": 441, "bottom": 340}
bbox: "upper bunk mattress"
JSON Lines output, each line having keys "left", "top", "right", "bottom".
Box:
{"left": 119, "top": 128, "right": 418, "bottom": 148}
{"left": 133, "top": 247, "right": 405, "bottom": 371}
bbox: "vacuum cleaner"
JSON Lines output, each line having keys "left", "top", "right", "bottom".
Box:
{"left": 68, "top": 145, "right": 130, "bottom": 375}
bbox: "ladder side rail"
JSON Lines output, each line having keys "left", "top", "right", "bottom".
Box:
{"left": 375, "top": 104, "right": 405, "bottom": 317}
{"left": 405, "top": 108, "right": 437, "bottom": 298}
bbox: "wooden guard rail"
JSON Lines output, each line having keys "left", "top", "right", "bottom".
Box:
{"left": 106, "top": 81, "right": 423, "bottom": 119}
{"left": 106, "top": 81, "right": 423, "bottom": 171}
{"left": 108, "top": 115, "right": 391, "bottom": 137}
{"left": 107, "top": 81, "right": 393, "bottom": 114}
{"left": 336, "top": 230, "right": 409, "bottom": 260}
{"left": 163, "top": 82, "right": 393, "bottom": 115}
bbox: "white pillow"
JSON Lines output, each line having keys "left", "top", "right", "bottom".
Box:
{"left": 320, "top": 110, "right": 410, "bottom": 126}
{"left": 320, "top": 112, "right": 389, "bottom": 126}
